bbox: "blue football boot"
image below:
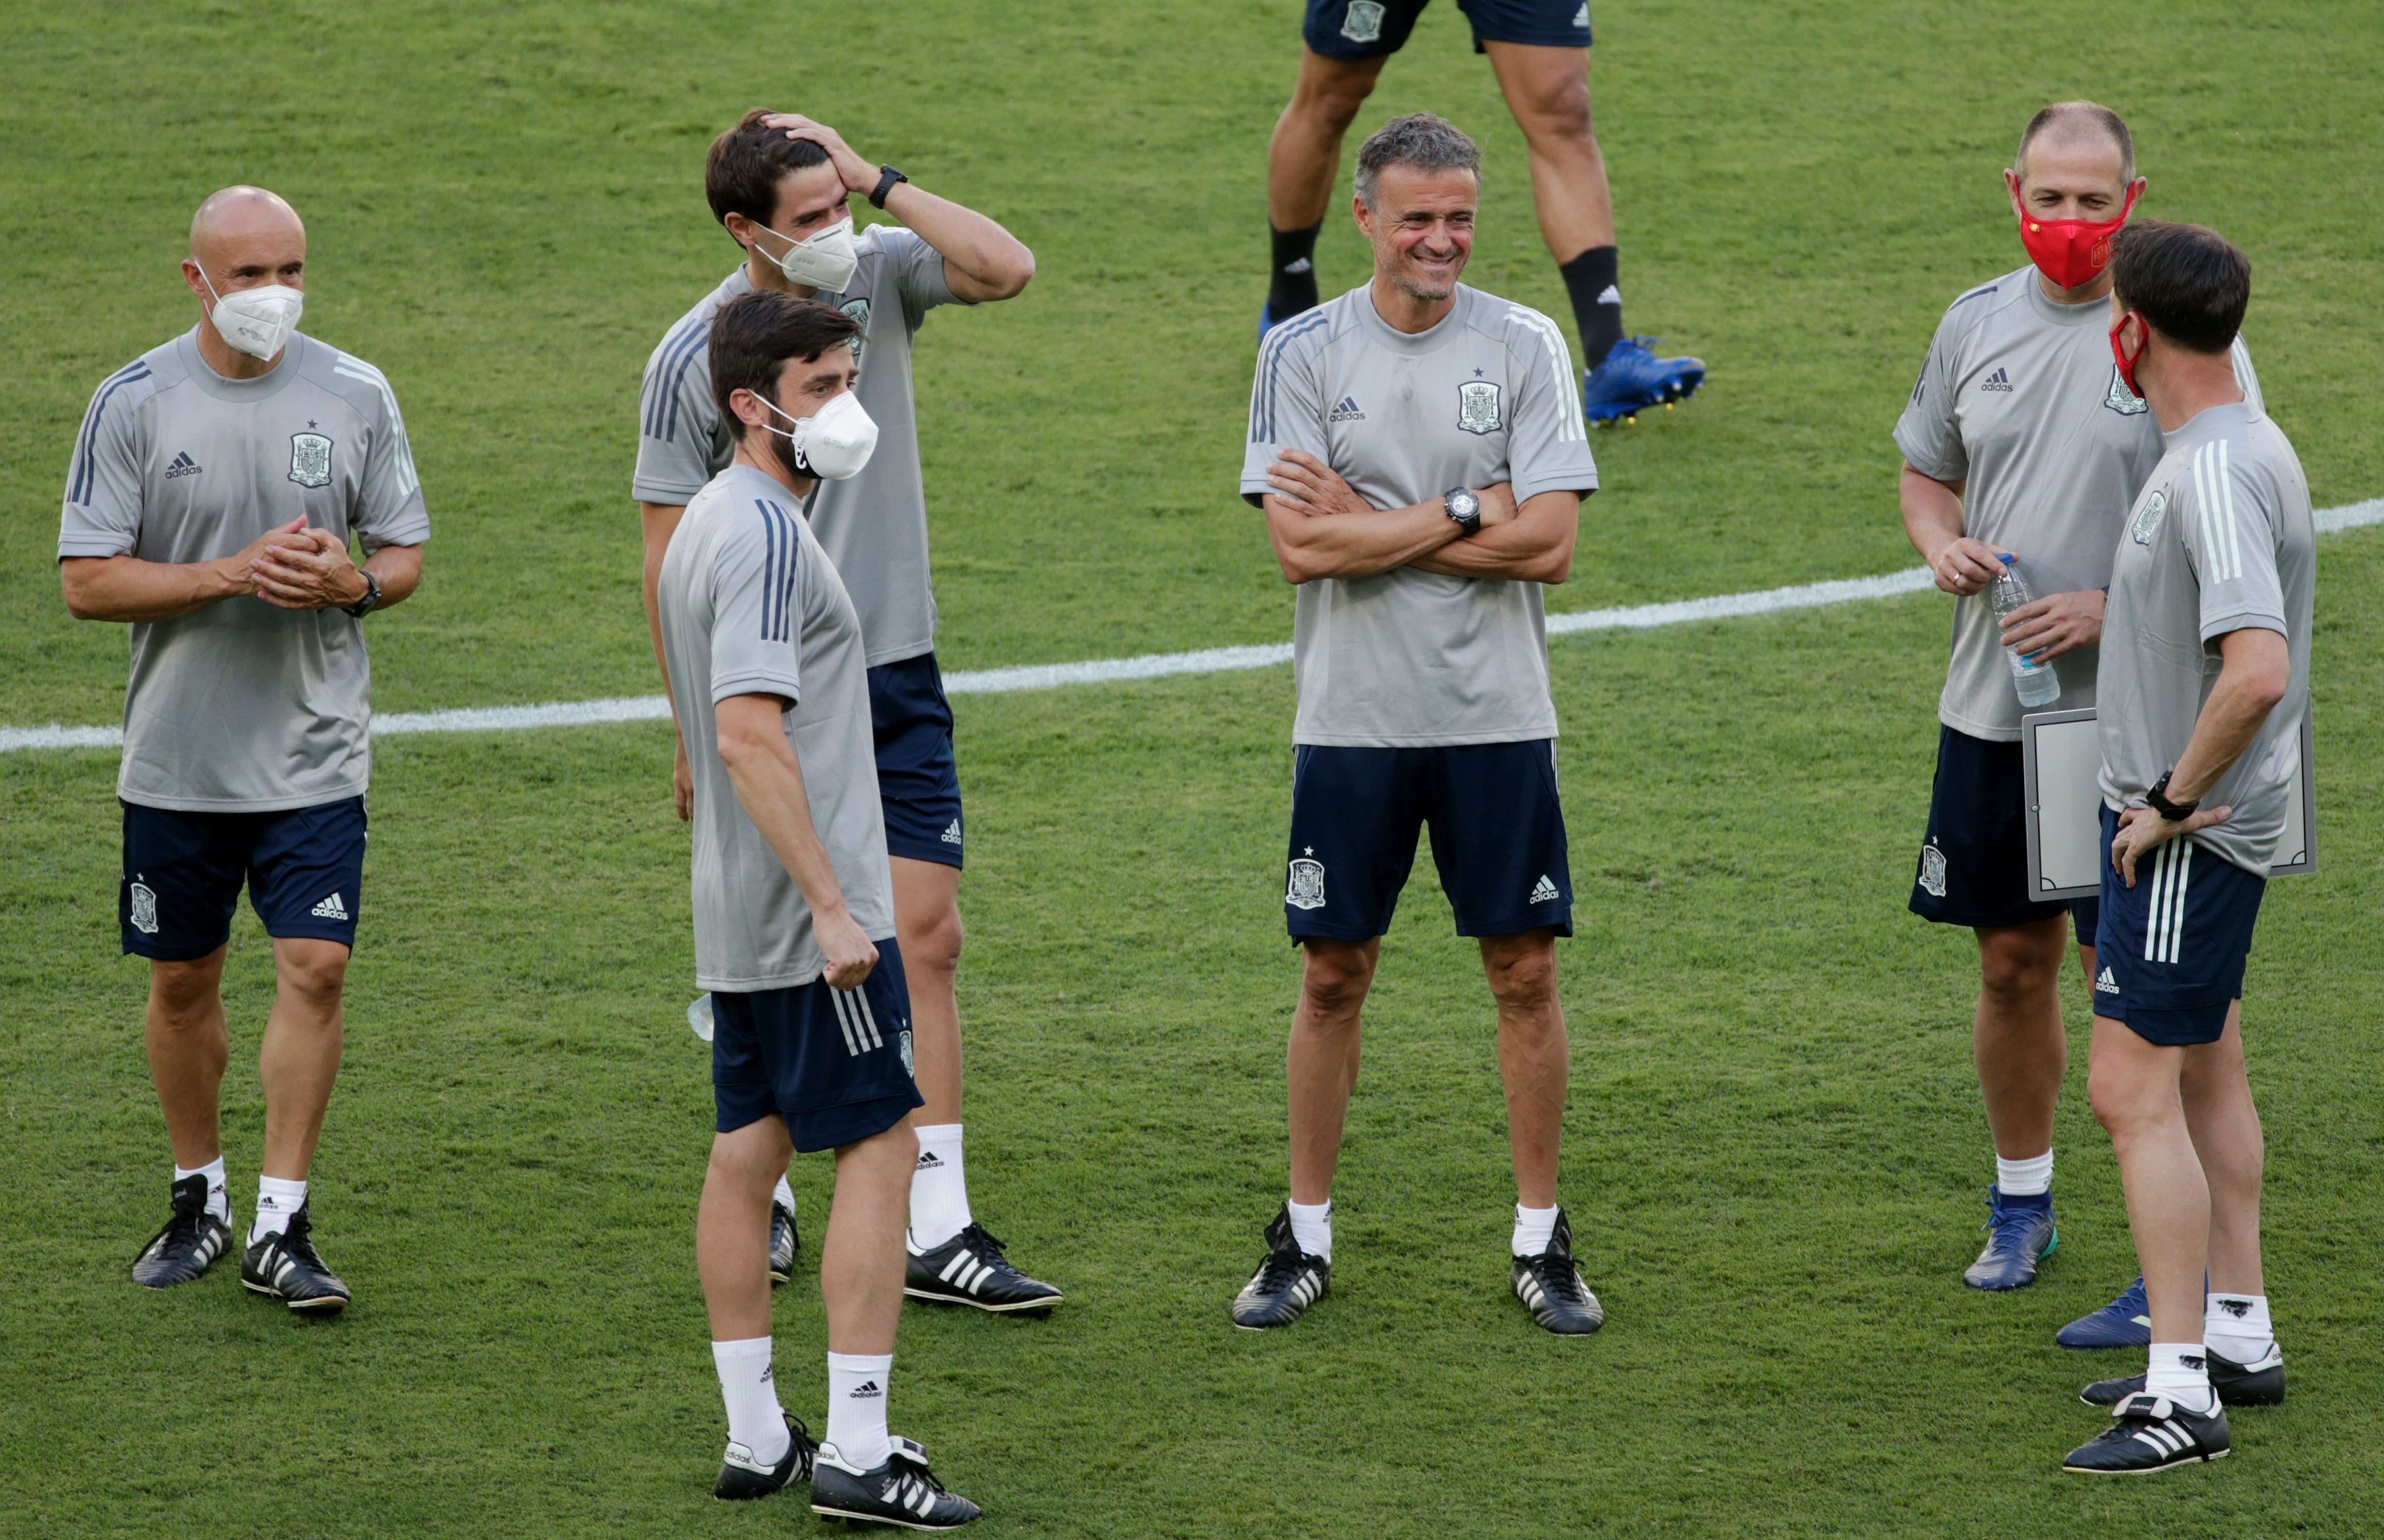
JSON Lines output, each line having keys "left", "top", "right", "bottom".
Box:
{"left": 1582, "top": 336, "right": 1706, "bottom": 426}
{"left": 2057, "top": 1275, "right": 2153, "bottom": 1350}
{"left": 1962, "top": 1186, "right": 2057, "bottom": 1290}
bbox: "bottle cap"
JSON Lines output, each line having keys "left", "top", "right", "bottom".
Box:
{"left": 1996, "top": 553, "right": 2017, "bottom": 566}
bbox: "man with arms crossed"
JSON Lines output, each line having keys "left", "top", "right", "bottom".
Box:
{"left": 660, "top": 291, "right": 979, "bottom": 1525}
{"left": 1894, "top": 103, "right": 2258, "bottom": 1331}
{"left": 1232, "top": 114, "right": 1603, "bottom": 1335}
{"left": 1261, "top": 1, "right": 1703, "bottom": 425}
{"left": 637, "top": 110, "right": 1055, "bottom": 1309}
{"left": 2058, "top": 221, "right": 2307, "bottom": 1475}
{"left": 60, "top": 186, "right": 428, "bottom": 1313}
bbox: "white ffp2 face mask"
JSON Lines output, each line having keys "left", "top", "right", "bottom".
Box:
{"left": 760, "top": 388, "right": 878, "bottom": 481}
{"left": 199, "top": 270, "right": 304, "bottom": 360}
{"left": 755, "top": 215, "right": 858, "bottom": 292}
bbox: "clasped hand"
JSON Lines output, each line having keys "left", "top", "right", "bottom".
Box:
{"left": 240, "top": 519, "right": 369, "bottom": 610}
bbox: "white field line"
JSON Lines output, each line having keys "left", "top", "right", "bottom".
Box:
{"left": 8, "top": 497, "right": 2379, "bottom": 756}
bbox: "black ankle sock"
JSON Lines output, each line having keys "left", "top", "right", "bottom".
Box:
{"left": 1267, "top": 221, "right": 1324, "bottom": 320}
{"left": 1559, "top": 245, "right": 1624, "bottom": 370}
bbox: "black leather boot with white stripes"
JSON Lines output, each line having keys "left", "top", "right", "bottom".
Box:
{"left": 2062, "top": 1390, "right": 2231, "bottom": 1474}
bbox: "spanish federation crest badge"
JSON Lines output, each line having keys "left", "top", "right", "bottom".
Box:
{"left": 1341, "top": 1, "right": 1385, "bottom": 43}
{"left": 129, "top": 880, "right": 159, "bottom": 935}
{"left": 1286, "top": 857, "right": 1326, "bottom": 911}
{"left": 1918, "top": 842, "right": 1948, "bottom": 899}
{"left": 2130, "top": 488, "right": 2168, "bottom": 545}
{"left": 1457, "top": 379, "right": 1502, "bottom": 435}
{"left": 2102, "top": 364, "right": 2148, "bottom": 416}
{"left": 289, "top": 431, "right": 334, "bottom": 488}
{"left": 899, "top": 1028, "right": 915, "bottom": 1078}
{"left": 839, "top": 296, "right": 870, "bottom": 361}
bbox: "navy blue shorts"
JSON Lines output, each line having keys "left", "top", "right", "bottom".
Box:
{"left": 1304, "top": 0, "right": 1591, "bottom": 60}
{"left": 120, "top": 796, "right": 366, "bottom": 961}
{"left": 712, "top": 938, "right": 925, "bottom": 1150}
{"left": 869, "top": 653, "right": 963, "bottom": 870}
{"left": 2092, "top": 806, "right": 2265, "bottom": 1046}
{"left": 1910, "top": 725, "right": 2099, "bottom": 937}
{"left": 1284, "top": 741, "right": 1572, "bottom": 942}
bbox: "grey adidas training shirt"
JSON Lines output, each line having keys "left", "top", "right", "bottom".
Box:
{"left": 658, "top": 463, "right": 895, "bottom": 992}
{"left": 2098, "top": 402, "right": 2313, "bottom": 877}
{"left": 634, "top": 225, "right": 964, "bottom": 668}
{"left": 1239, "top": 283, "right": 1601, "bottom": 748}
{"left": 58, "top": 329, "right": 430, "bottom": 813}
{"left": 1894, "top": 264, "right": 2261, "bottom": 742}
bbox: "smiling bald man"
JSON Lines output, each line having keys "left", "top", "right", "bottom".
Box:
{"left": 60, "top": 185, "right": 428, "bottom": 1315}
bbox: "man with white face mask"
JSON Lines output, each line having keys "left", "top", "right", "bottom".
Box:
{"left": 658, "top": 291, "right": 979, "bottom": 1526}
{"left": 58, "top": 186, "right": 428, "bottom": 1314}
{"left": 635, "top": 109, "right": 1051, "bottom": 1313}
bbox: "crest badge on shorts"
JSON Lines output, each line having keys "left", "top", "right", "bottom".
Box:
{"left": 289, "top": 431, "right": 333, "bottom": 488}
{"left": 2130, "top": 488, "right": 2168, "bottom": 545}
{"left": 1286, "top": 857, "right": 1326, "bottom": 911}
{"left": 1918, "top": 842, "right": 1948, "bottom": 899}
{"left": 839, "top": 297, "right": 870, "bottom": 360}
{"left": 898, "top": 1028, "right": 915, "bottom": 1078}
{"left": 1341, "top": 2, "right": 1385, "bottom": 43}
{"left": 129, "top": 881, "right": 159, "bottom": 935}
{"left": 2103, "top": 365, "right": 2148, "bottom": 416}
{"left": 1457, "top": 379, "right": 1502, "bottom": 435}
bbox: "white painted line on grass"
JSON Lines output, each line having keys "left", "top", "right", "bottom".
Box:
{"left": 8, "top": 497, "right": 2380, "bottom": 755}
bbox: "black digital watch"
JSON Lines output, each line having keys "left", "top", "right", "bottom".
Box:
{"left": 2145, "top": 770, "right": 2199, "bottom": 821}
{"left": 868, "top": 165, "right": 909, "bottom": 209}
{"left": 342, "top": 569, "right": 383, "bottom": 618}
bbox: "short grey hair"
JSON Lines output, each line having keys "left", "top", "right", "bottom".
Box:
{"left": 2014, "top": 100, "right": 2135, "bottom": 183}
{"left": 1354, "top": 113, "right": 1481, "bottom": 210}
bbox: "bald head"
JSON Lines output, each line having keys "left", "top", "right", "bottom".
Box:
{"left": 190, "top": 185, "right": 304, "bottom": 267}
{"left": 2014, "top": 101, "right": 2134, "bottom": 185}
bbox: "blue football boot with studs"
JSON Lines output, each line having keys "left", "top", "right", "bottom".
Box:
{"left": 1582, "top": 336, "right": 1705, "bottom": 426}
{"left": 2057, "top": 1275, "right": 2155, "bottom": 1350}
{"left": 1963, "top": 1185, "right": 2057, "bottom": 1290}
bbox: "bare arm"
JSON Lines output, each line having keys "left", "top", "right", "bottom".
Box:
{"left": 641, "top": 501, "right": 694, "bottom": 821}
{"left": 2108, "top": 626, "right": 2291, "bottom": 886}
{"left": 1409, "top": 490, "right": 1580, "bottom": 583}
{"left": 61, "top": 517, "right": 303, "bottom": 621}
{"left": 714, "top": 693, "right": 881, "bottom": 990}
{"left": 762, "top": 115, "right": 1034, "bottom": 303}
{"left": 1899, "top": 464, "right": 2004, "bottom": 594}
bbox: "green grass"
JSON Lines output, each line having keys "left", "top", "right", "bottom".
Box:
{"left": 4, "top": 1, "right": 2382, "bottom": 1535}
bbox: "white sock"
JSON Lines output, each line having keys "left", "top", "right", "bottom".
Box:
{"left": 2145, "top": 1341, "right": 2216, "bottom": 1413}
{"left": 826, "top": 1351, "right": 893, "bottom": 1471}
{"left": 711, "top": 1337, "right": 790, "bottom": 1465}
{"left": 1994, "top": 1149, "right": 2054, "bottom": 1197}
{"left": 1512, "top": 1204, "right": 1559, "bottom": 1258}
{"left": 1286, "top": 1199, "right": 1332, "bottom": 1261}
{"left": 2206, "top": 1293, "right": 2276, "bottom": 1364}
{"left": 907, "top": 1124, "right": 971, "bottom": 1251}
{"left": 251, "top": 1176, "right": 306, "bottom": 1245}
{"left": 177, "top": 1158, "right": 230, "bottom": 1223}
{"left": 773, "top": 1174, "right": 796, "bottom": 1214}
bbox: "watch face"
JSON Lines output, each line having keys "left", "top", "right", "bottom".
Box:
{"left": 1450, "top": 490, "right": 1478, "bottom": 517}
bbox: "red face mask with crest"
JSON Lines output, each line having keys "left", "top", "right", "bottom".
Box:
{"left": 2017, "top": 183, "right": 2141, "bottom": 291}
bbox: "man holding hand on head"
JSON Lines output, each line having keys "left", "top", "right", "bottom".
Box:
{"left": 60, "top": 186, "right": 428, "bottom": 1314}
{"left": 636, "top": 111, "right": 1053, "bottom": 1309}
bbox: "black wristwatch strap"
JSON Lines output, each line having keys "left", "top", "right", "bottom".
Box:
{"left": 868, "top": 165, "right": 909, "bottom": 209}
{"left": 2145, "top": 770, "right": 2199, "bottom": 821}
{"left": 342, "top": 569, "right": 382, "bottom": 618}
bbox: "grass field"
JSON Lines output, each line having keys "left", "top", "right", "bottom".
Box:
{"left": 4, "top": 2, "right": 2382, "bottom": 1535}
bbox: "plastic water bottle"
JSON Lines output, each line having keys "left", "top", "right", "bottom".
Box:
{"left": 1989, "top": 555, "right": 2061, "bottom": 708}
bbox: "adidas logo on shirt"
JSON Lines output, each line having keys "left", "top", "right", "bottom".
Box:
{"left": 310, "top": 892, "right": 349, "bottom": 920}
{"left": 2096, "top": 966, "right": 2119, "bottom": 994}
{"left": 1327, "top": 396, "right": 1365, "bottom": 423}
{"left": 941, "top": 819, "right": 963, "bottom": 846}
{"left": 1980, "top": 367, "right": 2013, "bottom": 392}
{"left": 848, "top": 1380, "right": 883, "bottom": 1399}
{"left": 1529, "top": 875, "right": 1561, "bottom": 905}
{"left": 163, "top": 451, "right": 202, "bottom": 479}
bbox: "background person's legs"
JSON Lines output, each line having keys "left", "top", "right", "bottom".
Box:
{"left": 1481, "top": 41, "right": 1622, "bottom": 371}
{"left": 1287, "top": 937, "right": 1380, "bottom": 1205}
{"left": 258, "top": 936, "right": 349, "bottom": 1182}
{"left": 1481, "top": 929, "right": 1566, "bottom": 1209}
{"left": 146, "top": 948, "right": 230, "bottom": 1170}
{"left": 1972, "top": 915, "right": 2070, "bottom": 1167}
{"left": 1265, "top": 48, "right": 1388, "bottom": 321}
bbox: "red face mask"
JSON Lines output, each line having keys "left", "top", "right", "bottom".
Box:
{"left": 2109, "top": 312, "right": 2147, "bottom": 401}
{"left": 2017, "top": 183, "right": 2140, "bottom": 291}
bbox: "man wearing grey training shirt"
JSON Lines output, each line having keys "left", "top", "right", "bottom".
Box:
{"left": 1892, "top": 102, "right": 2259, "bottom": 1316}
{"left": 2054, "top": 221, "right": 2309, "bottom": 1476}
{"left": 59, "top": 186, "right": 427, "bottom": 1315}
{"left": 1229, "top": 115, "right": 1604, "bottom": 1337}
{"left": 636, "top": 109, "right": 1055, "bottom": 1310}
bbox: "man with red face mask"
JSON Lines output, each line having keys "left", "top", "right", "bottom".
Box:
{"left": 1891, "top": 103, "right": 2260, "bottom": 1340}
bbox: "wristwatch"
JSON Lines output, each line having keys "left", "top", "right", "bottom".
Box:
{"left": 868, "top": 164, "right": 909, "bottom": 209}
{"left": 2145, "top": 770, "right": 2199, "bottom": 821}
{"left": 342, "top": 569, "right": 383, "bottom": 618}
{"left": 1443, "top": 486, "right": 1482, "bottom": 537}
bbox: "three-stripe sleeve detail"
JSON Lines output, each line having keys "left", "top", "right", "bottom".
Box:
{"left": 754, "top": 499, "right": 798, "bottom": 642}
{"left": 646, "top": 316, "right": 712, "bottom": 442}
{"left": 332, "top": 355, "right": 422, "bottom": 498}
{"left": 2192, "top": 440, "right": 2246, "bottom": 585}
{"left": 1250, "top": 310, "right": 1331, "bottom": 444}
{"left": 1509, "top": 309, "right": 1585, "bottom": 443}
{"left": 68, "top": 361, "right": 153, "bottom": 505}
{"left": 2142, "top": 839, "right": 2193, "bottom": 965}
